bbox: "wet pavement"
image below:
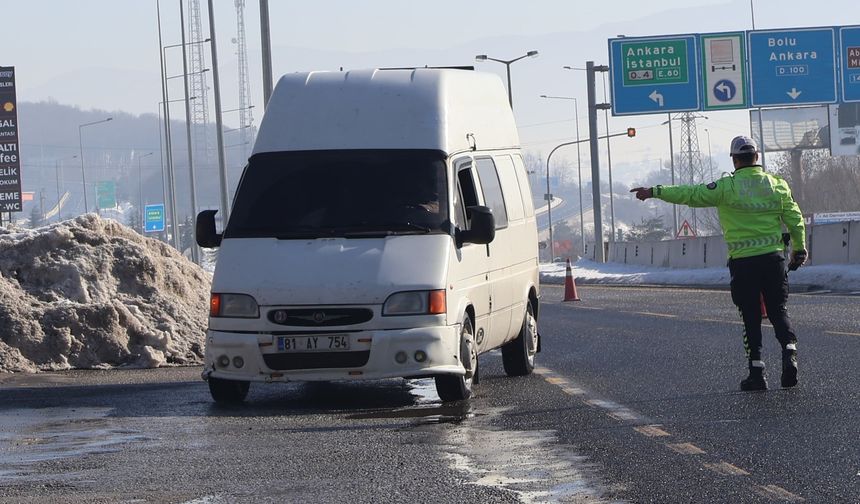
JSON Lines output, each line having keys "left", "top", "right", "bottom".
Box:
{"left": 2, "top": 284, "right": 858, "bottom": 503}
{"left": 0, "top": 361, "right": 614, "bottom": 503}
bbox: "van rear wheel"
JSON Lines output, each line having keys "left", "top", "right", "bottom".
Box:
{"left": 435, "top": 315, "right": 478, "bottom": 402}
{"left": 208, "top": 377, "right": 250, "bottom": 404}
{"left": 502, "top": 302, "right": 537, "bottom": 376}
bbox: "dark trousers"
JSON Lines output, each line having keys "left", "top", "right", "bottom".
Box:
{"left": 728, "top": 252, "right": 797, "bottom": 361}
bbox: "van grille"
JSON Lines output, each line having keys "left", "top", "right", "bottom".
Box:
{"left": 263, "top": 351, "right": 371, "bottom": 370}
{"left": 268, "top": 308, "right": 373, "bottom": 327}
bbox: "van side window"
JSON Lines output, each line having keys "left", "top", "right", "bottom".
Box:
{"left": 475, "top": 157, "right": 508, "bottom": 229}
{"left": 456, "top": 160, "right": 478, "bottom": 230}
{"left": 512, "top": 154, "right": 535, "bottom": 217}
{"left": 494, "top": 155, "right": 525, "bottom": 222}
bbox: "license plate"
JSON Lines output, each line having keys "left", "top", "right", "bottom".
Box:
{"left": 277, "top": 335, "right": 350, "bottom": 352}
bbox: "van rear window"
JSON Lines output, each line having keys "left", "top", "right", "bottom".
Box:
{"left": 225, "top": 149, "right": 450, "bottom": 239}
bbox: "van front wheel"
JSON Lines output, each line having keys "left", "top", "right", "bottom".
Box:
{"left": 208, "top": 377, "right": 250, "bottom": 404}
{"left": 502, "top": 302, "right": 537, "bottom": 376}
{"left": 435, "top": 316, "right": 478, "bottom": 402}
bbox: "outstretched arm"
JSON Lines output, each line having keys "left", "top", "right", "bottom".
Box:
{"left": 632, "top": 182, "right": 726, "bottom": 208}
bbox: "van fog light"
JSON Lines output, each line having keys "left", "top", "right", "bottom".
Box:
{"left": 414, "top": 350, "right": 427, "bottom": 363}
{"left": 232, "top": 356, "right": 245, "bottom": 368}
{"left": 395, "top": 351, "right": 408, "bottom": 364}
{"left": 217, "top": 355, "right": 230, "bottom": 368}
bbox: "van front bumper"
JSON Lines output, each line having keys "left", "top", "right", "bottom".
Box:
{"left": 202, "top": 325, "right": 463, "bottom": 383}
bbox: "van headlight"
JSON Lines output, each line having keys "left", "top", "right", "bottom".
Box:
{"left": 210, "top": 293, "right": 260, "bottom": 318}
{"left": 383, "top": 290, "right": 446, "bottom": 316}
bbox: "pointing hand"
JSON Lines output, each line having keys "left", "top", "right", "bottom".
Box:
{"left": 630, "top": 187, "right": 653, "bottom": 201}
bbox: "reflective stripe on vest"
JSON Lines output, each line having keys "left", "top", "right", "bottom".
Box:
{"left": 726, "top": 234, "right": 783, "bottom": 251}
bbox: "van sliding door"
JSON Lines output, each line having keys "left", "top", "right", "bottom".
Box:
{"left": 449, "top": 158, "right": 491, "bottom": 351}
{"left": 474, "top": 157, "right": 513, "bottom": 347}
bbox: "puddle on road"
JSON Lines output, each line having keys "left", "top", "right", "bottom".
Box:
{"left": 442, "top": 420, "right": 620, "bottom": 503}
{"left": 350, "top": 378, "right": 620, "bottom": 502}
{"left": 346, "top": 379, "right": 475, "bottom": 424}
{"left": 0, "top": 407, "right": 150, "bottom": 482}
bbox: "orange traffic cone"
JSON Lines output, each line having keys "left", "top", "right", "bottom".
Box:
{"left": 563, "top": 258, "right": 581, "bottom": 302}
{"left": 760, "top": 293, "right": 768, "bottom": 319}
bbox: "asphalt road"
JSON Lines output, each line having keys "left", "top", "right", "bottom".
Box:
{"left": 1, "top": 285, "right": 858, "bottom": 503}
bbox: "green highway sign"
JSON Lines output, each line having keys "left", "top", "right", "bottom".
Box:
{"left": 610, "top": 35, "right": 701, "bottom": 115}
{"left": 620, "top": 39, "right": 689, "bottom": 86}
{"left": 96, "top": 181, "right": 116, "bottom": 209}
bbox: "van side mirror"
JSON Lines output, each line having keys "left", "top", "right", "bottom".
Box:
{"left": 457, "top": 205, "right": 495, "bottom": 246}
{"left": 196, "top": 210, "right": 222, "bottom": 248}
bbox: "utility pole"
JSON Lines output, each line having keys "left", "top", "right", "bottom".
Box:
{"left": 208, "top": 0, "right": 230, "bottom": 226}
{"left": 586, "top": 61, "right": 606, "bottom": 263}
{"left": 260, "top": 0, "right": 274, "bottom": 107}
{"left": 180, "top": 0, "right": 200, "bottom": 263}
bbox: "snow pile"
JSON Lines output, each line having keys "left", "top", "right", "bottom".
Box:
{"left": 0, "top": 214, "right": 210, "bottom": 373}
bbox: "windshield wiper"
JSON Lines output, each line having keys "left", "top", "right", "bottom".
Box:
{"left": 274, "top": 226, "right": 336, "bottom": 239}
{"left": 338, "top": 222, "right": 433, "bottom": 237}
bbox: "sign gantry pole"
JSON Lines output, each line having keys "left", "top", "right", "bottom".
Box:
{"left": 586, "top": 61, "right": 605, "bottom": 263}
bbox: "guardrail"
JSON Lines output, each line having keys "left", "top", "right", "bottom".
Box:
{"left": 583, "top": 221, "right": 859, "bottom": 268}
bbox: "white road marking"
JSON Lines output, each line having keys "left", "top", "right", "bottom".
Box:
{"left": 631, "top": 311, "right": 677, "bottom": 318}
{"left": 703, "top": 461, "right": 750, "bottom": 476}
{"left": 752, "top": 484, "right": 805, "bottom": 502}
{"left": 666, "top": 443, "right": 706, "bottom": 455}
{"left": 825, "top": 330, "right": 860, "bottom": 337}
{"left": 633, "top": 425, "right": 671, "bottom": 438}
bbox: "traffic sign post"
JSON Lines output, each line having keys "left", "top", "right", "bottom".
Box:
{"left": 609, "top": 35, "right": 701, "bottom": 115}
{"left": 701, "top": 32, "right": 748, "bottom": 110}
{"left": 144, "top": 203, "right": 165, "bottom": 233}
{"left": 839, "top": 26, "right": 860, "bottom": 102}
{"left": 748, "top": 28, "right": 838, "bottom": 107}
{"left": 676, "top": 219, "right": 697, "bottom": 239}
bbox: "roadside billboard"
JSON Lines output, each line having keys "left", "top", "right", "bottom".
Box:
{"left": 0, "top": 66, "right": 22, "bottom": 212}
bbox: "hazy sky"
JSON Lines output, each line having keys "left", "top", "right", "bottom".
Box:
{"left": 4, "top": 0, "right": 857, "bottom": 183}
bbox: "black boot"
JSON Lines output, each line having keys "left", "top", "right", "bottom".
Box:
{"left": 740, "top": 361, "right": 767, "bottom": 391}
{"left": 781, "top": 346, "right": 798, "bottom": 388}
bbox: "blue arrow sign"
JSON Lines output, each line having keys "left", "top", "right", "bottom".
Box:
{"left": 609, "top": 35, "right": 701, "bottom": 116}
{"left": 144, "top": 204, "right": 165, "bottom": 233}
{"left": 748, "top": 28, "right": 837, "bottom": 107}
{"left": 713, "top": 79, "right": 737, "bottom": 101}
{"left": 840, "top": 26, "right": 860, "bottom": 102}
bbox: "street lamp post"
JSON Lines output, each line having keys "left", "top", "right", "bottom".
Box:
{"left": 179, "top": 0, "right": 200, "bottom": 263}
{"left": 662, "top": 115, "right": 678, "bottom": 236}
{"left": 564, "top": 65, "right": 616, "bottom": 243}
{"left": 475, "top": 51, "right": 539, "bottom": 109}
{"left": 539, "top": 94, "right": 585, "bottom": 257}
{"left": 546, "top": 129, "right": 637, "bottom": 263}
{"left": 166, "top": 68, "right": 209, "bottom": 80}
{"left": 600, "top": 73, "right": 617, "bottom": 242}
{"left": 260, "top": 0, "right": 274, "bottom": 107}
{"left": 161, "top": 32, "right": 210, "bottom": 256}
{"left": 78, "top": 117, "right": 112, "bottom": 213}
{"left": 138, "top": 152, "right": 154, "bottom": 231}
{"left": 55, "top": 155, "right": 77, "bottom": 222}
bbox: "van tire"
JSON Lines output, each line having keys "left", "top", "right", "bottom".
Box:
{"left": 435, "top": 315, "right": 477, "bottom": 402}
{"left": 502, "top": 302, "right": 537, "bottom": 376}
{"left": 208, "top": 377, "right": 250, "bottom": 404}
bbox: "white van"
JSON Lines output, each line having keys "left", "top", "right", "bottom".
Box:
{"left": 196, "top": 68, "right": 540, "bottom": 403}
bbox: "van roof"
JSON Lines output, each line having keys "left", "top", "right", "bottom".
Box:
{"left": 252, "top": 68, "right": 520, "bottom": 156}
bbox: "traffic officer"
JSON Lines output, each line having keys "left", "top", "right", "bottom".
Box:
{"left": 630, "top": 136, "right": 808, "bottom": 391}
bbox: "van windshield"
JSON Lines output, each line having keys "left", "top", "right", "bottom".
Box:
{"left": 225, "top": 149, "right": 450, "bottom": 239}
